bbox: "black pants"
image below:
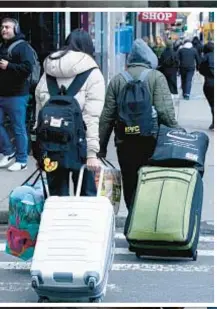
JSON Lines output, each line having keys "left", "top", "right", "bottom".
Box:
{"left": 117, "top": 137, "right": 156, "bottom": 210}
{"left": 46, "top": 168, "right": 97, "bottom": 196}
{"left": 204, "top": 84, "right": 214, "bottom": 123}
{"left": 180, "top": 68, "right": 195, "bottom": 96}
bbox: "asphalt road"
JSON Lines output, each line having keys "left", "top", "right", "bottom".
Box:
{"left": 0, "top": 225, "right": 214, "bottom": 303}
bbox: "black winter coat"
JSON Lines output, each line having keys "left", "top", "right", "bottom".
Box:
{"left": 178, "top": 45, "right": 201, "bottom": 70}
{"left": 0, "top": 33, "right": 34, "bottom": 96}
{"left": 159, "top": 48, "right": 179, "bottom": 94}
{"left": 199, "top": 52, "right": 214, "bottom": 88}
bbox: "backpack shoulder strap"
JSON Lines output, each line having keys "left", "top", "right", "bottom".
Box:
{"left": 66, "top": 68, "right": 96, "bottom": 97}
{"left": 46, "top": 74, "right": 60, "bottom": 96}
{"left": 7, "top": 39, "right": 25, "bottom": 57}
{"left": 139, "top": 69, "right": 152, "bottom": 82}
{"left": 121, "top": 71, "right": 134, "bottom": 82}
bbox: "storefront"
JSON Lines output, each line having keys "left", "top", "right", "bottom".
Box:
{"left": 0, "top": 12, "right": 81, "bottom": 63}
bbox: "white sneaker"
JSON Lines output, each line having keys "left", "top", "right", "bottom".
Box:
{"left": 8, "top": 162, "right": 27, "bottom": 172}
{"left": 0, "top": 153, "right": 15, "bottom": 168}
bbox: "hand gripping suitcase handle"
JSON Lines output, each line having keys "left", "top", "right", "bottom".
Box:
{"left": 75, "top": 164, "right": 104, "bottom": 197}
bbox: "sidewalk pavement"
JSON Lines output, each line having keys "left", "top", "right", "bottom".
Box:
{"left": 0, "top": 74, "right": 214, "bottom": 234}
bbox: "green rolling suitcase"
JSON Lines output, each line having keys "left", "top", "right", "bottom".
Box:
{"left": 125, "top": 166, "right": 203, "bottom": 261}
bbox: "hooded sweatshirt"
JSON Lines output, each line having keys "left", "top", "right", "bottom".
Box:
{"left": 99, "top": 39, "right": 179, "bottom": 156}
{"left": 35, "top": 50, "right": 105, "bottom": 158}
{"left": 177, "top": 41, "right": 201, "bottom": 70}
{"left": 0, "top": 33, "right": 34, "bottom": 96}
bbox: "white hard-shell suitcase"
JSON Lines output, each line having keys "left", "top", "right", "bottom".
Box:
{"left": 30, "top": 166, "right": 115, "bottom": 303}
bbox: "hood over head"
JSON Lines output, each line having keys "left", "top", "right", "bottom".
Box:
{"left": 127, "top": 38, "right": 158, "bottom": 69}
{"left": 192, "top": 36, "right": 200, "bottom": 45}
{"left": 203, "top": 41, "right": 214, "bottom": 54}
{"left": 43, "top": 50, "right": 98, "bottom": 78}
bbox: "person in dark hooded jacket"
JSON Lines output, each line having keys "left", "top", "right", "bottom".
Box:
{"left": 159, "top": 40, "right": 179, "bottom": 95}
{"left": 192, "top": 36, "right": 203, "bottom": 59}
{"left": 0, "top": 18, "right": 34, "bottom": 171}
{"left": 199, "top": 41, "right": 214, "bottom": 130}
{"left": 99, "top": 39, "right": 179, "bottom": 211}
{"left": 177, "top": 39, "right": 201, "bottom": 100}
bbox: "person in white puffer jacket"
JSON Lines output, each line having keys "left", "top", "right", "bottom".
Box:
{"left": 35, "top": 29, "right": 105, "bottom": 196}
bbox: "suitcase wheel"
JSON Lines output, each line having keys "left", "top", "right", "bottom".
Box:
{"left": 193, "top": 250, "right": 198, "bottom": 261}
{"left": 38, "top": 297, "right": 49, "bottom": 303}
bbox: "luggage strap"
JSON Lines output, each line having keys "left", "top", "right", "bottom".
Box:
{"left": 121, "top": 69, "right": 152, "bottom": 82}
{"left": 22, "top": 168, "right": 48, "bottom": 199}
{"left": 46, "top": 67, "right": 96, "bottom": 97}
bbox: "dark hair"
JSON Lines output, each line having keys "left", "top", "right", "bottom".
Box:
{"left": 50, "top": 28, "right": 94, "bottom": 60}
{"left": 203, "top": 41, "right": 214, "bottom": 54}
{"left": 192, "top": 36, "right": 200, "bottom": 44}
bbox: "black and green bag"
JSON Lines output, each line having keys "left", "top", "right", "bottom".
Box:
{"left": 125, "top": 166, "right": 203, "bottom": 261}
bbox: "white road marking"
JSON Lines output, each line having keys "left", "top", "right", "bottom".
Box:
{"left": 112, "top": 263, "right": 213, "bottom": 272}
{"left": 0, "top": 262, "right": 213, "bottom": 273}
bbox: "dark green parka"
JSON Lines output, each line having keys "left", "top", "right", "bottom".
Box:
{"left": 99, "top": 39, "right": 179, "bottom": 157}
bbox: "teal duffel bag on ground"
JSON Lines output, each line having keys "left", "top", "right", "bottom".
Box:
{"left": 124, "top": 166, "right": 203, "bottom": 261}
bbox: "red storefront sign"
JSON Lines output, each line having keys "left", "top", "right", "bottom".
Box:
{"left": 138, "top": 12, "right": 177, "bottom": 24}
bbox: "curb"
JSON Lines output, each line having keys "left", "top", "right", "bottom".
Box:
{"left": 0, "top": 211, "right": 214, "bottom": 235}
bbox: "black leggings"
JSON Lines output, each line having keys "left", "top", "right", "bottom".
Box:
{"left": 117, "top": 137, "right": 156, "bottom": 210}
{"left": 46, "top": 168, "right": 97, "bottom": 196}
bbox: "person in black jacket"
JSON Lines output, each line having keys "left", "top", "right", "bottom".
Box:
{"left": 177, "top": 39, "right": 201, "bottom": 100}
{"left": 199, "top": 41, "right": 214, "bottom": 130}
{"left": 159, "top": 40, "right": 179, "bottom": 95}
{"left": 0, "top": 18, "right": 34, "bottom": 171}
{"left": 192, "top": 36, "right": 203, "bottom": 59}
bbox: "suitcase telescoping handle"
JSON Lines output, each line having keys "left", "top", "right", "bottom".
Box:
{"left": 75, "top": 164, "right": 104, "bottom": 197}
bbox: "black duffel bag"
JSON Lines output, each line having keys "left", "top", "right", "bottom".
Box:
{"left": 148, "top": 124, "right": 209, "bottom": 176}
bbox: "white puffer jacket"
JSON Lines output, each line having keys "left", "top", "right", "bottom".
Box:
{"left": 35, "top": 50, "right": 105, "bottom": 158}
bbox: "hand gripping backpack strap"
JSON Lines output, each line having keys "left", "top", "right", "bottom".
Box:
{"left": 66, "top": 67, "right": 96, "bottom": 96}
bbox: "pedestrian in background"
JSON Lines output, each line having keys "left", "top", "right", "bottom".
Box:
{"left": 99, "top": 39, "right": 179, "bottom": 211}
{"left": 192, "top": 36, "right": 203, "bottom": 59}
{"left": 173, "top": 38, "right": 183, "bottom": 52}
{"left": 159, "top": 40, "right": 179, "bottom": 97}
{"left": 0, "top": 18, "right": 34, "bottom": 171}
{"left": 152, "top": 36, "right": 165, "bottom": 60}
{"left": 199, "top": 41, "right": 214, "bottom": 130}
{"left": 35, "top": 29, "right": 105, "bottom": 196}
{"left": 142, "top": 36, "right": 154, "bottom": 48}
{"left": 177, "top": 38, "right": 200, "bottom": 100}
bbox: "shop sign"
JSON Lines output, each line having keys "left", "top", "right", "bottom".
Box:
{"left": 138, "top": 12, "right": 177, "bottom": 24}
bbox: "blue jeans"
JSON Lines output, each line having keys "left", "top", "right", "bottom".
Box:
{"left": 180, "top": 68, "right": 195, "bottom": 96}
{"left": 46, "top": 168, "right": 97, "bottom": 196}
{"left": 0, "top": 95, "right": 29, "bottom": 163}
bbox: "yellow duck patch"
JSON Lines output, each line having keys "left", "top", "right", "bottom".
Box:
{"left": 43, "top": 157, "right": 58, "bottom": 172}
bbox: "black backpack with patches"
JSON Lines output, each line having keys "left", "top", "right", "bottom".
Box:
{"left": 36, "top": 69, "right": 94, "bottom": 172}
{"left": 115, "top": 69, "right": 158, "bottom": 139}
